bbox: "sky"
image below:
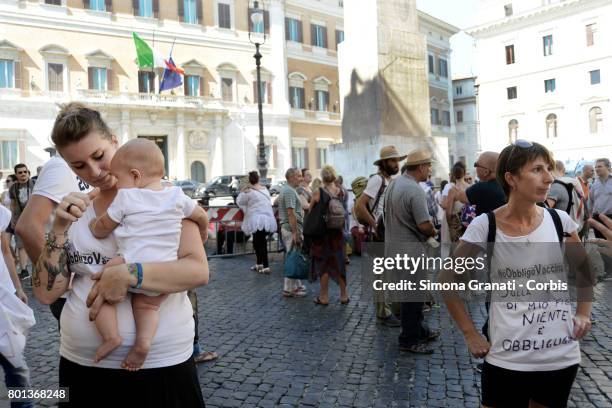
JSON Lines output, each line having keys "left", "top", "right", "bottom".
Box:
{"left": 416, "top": 0, "right": 479, "bottom": 78}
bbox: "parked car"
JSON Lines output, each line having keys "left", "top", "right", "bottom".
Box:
{"left": 173, "top": 179, "right": 199, "bottom": 198}
{"left": 195, "top": 175, "right": 247, "bottom": 197}
{"left": 269, "top": 180, "right": 287, "bottom": 196}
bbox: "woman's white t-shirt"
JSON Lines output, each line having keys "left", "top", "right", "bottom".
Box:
{"left": 461, "top": 209, "right": 581, "bottom": 371}
{"left": 60, "top": 205, "right": 194, "bottom": 369}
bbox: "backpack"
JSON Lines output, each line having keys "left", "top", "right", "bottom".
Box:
{"left": 552, "top": 177, "right": 586, "bottom": 232}
{"left": 481, "top": 208, "right": 565, "bottom": 340}
{"left": 323, "top": 188, "right": 346, "bottom": 230}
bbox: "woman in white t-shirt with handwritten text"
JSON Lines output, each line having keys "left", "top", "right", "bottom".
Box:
{"left": 32, "top": 103, "right": 209, "bottom": 408}
{"left": 444, "top": 141, "right": 592, "bottom": 408}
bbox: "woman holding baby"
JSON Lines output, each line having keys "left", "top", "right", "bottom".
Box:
{"left": 32, "top": 103, "right": 209, "bottom": 408}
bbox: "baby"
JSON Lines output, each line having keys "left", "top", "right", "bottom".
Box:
{"left": 89, "top": 138, "right": 208, "bottom": 371}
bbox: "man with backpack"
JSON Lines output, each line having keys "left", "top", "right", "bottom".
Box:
{"left": 9, "top": 163, "right": 34, "bottom": 279}
{"left": 353, "top": 146, "right": 406, "bottom": 327}
{"left": 546, "top": 160, "right": 587, "bottom": 237}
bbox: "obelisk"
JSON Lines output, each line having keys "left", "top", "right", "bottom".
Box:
{"left": 330, "top": 0, "right": 448, "bottom": 182}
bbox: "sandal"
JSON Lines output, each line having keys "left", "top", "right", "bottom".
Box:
{"left": 421, "top": 329, "right": 441, "bottom": 343}
{"left": 260, "top": 267, "right": 271, "bottom": 274}
{"left": 282, "top": 290, "right": 294, "bottom": 297}
{"left": 399, "top": 343, "right": 433, "bottom": 354}
{"left": 194, "top": 351, "right": 219, "bottom": 363}
{"left": 340, "top": 297, "right": 350, "bottom": 305}
{"left": 314, "top": 296, "right": 329, "bottom": 306}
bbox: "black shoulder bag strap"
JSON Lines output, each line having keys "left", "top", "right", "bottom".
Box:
{"left": 546, "top": 208, "right": 565, "bottom": 247}
{"left": 367, "top": 174, "right": 386, "bottom": 215}
{"left": 482, "top": 211, "right": 496, "bottom": 341}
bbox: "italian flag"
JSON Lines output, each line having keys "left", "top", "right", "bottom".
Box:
{"left": 132, "top": 32, "right": 166, "bottom": 69}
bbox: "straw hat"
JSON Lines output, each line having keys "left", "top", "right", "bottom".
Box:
{"left": 405, "top": 148, "right": 435, "bottom": 166}
{"left": 373, "top": 146, "right": 407, "bottom": 166}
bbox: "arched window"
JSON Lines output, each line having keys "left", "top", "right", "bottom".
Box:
{"left": 508, "top": 119, "right": 519, "bottom": 143}
{"left": 589, "top": 107, "right": 602, "bottom": 134}
{"left": 190, "top": 161, "right": 206, "bottom": 182}
{"left": 546, "top": 113, "right": 557, "bottom": 138}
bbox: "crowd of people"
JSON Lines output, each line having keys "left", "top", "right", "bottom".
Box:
{"left": 0, "top": 98, "right": 610, "bottom": 407}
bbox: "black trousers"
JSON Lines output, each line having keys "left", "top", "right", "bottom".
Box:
{"left": 398, "top": 302, "right": 430, "bottom": 346}
{"left": 253, "top": 230, "right": 269, "bottom": 268}
{"left": 216, "top": 230, "right": 248, "bottom": 254}
{"left": 59, "top": 357, "right": 205, "bottom": 408}
{"left": 50, "top": 297, "right": 66, "bottom": 331}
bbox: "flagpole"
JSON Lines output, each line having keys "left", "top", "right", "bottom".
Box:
{"left": 159, "top": 38, "right": 178, "bottom": 94}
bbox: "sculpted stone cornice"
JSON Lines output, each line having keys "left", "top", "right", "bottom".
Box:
{"left": 468, "top": 0, "right": 608, "bottom": 39}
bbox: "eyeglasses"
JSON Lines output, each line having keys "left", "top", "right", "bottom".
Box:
{"left": 506, "top": 139, "right": 533, "bottom": 167}
{"left": 17, "top": 171, "right": 27, "bottom": 175}
{"left": 473, "top": 162, "right": 490, "bottom": 171}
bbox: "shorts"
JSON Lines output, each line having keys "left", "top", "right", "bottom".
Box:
{"left": 481, "top": 361, "right": 578, "bottom": 408}
{"left": 59, "top": 356, "right": 205, "bottom": 408}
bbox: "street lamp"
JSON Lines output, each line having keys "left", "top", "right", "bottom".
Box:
{"left": 248, "top": 0, "right": 268, "bottom": 179}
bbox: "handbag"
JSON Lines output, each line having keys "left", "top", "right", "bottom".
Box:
{"left": 284, "top": 248, "right": 310, "bottom": 280}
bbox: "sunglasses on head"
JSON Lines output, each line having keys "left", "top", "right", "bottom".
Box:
{"left": 506, "top": 139, "right": 533, "bottom": 167}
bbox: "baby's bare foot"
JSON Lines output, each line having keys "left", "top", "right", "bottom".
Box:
{"left": 94, "top": 335, "right": 122, "bottom": 363}
{"left": 121, "top": 340, "right": 151, "bottom": 371}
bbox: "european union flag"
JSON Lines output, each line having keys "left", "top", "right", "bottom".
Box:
{"left": 159, "top": 57, "right": 183, "bottom": 92}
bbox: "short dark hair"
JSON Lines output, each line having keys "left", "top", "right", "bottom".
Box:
{"left": 301, "top": 168, "right": 309, "bottom": 177}
{"left": 7, "top": 174, "right": 17, "bottom": 182}
{"left": 51, "top": 102, "right": 113, "bottom": 149}
{"left": 14, "top": 163, "right": 27, "bottom": 173}
{"left": 440, "top": 180, "right": 448, "bottom": 191}
{"left": 248, "top": 171, "right": 259, "bottom": 185}
{"left": 496, "top": 141, "right": 554, "bottom": 197}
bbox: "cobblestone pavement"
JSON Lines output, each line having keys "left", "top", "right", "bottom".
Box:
{"left": 3, "top": 254, "right": 612, "bottom": 407}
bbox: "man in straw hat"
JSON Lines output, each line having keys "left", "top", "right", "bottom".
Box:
{"left": 354, "top": 145, "right": 406, "bottom": 327}
{"left": 384, "top": 148, "right": 440, "bottom": 354}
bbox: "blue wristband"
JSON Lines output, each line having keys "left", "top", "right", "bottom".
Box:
{"left": 135, "top": 263, "right": 143, "bottom": 289}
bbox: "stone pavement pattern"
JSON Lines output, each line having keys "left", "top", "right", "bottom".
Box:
{"left": 2, "top": 255, "right": 612, "bottom": 407}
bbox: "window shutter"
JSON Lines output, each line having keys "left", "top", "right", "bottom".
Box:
{"left": 322, "top": 27, "right": 328, "bottom": 48}
{"left": 132, "top": 0, "right": 139, "bottom": 15}
{"left": 88, "top": 67, "right": 94, "bottom": 89}
{"left": 83, "top": 0, "right": 90, "bottom": 9}
{"left": 184, "top": 76, "right": 189, "bottom": 95}
{"left": 267, "top": 81, "right": 272, "bottom": 104}
{"left": 105, "top": 0, "right": 112, "bottom": 12}
{"left": 311, "top": 24, "right": 316, "bottom": 46}
{"left": 178, "top": 0, "right": 184, "bottom": 21}
{"left": 196, "top": 0, "right": 203, "bottom": 24}
{"left": 153, "top": 0, "right": 159, "bottom": 17}
{"left": 300, "top": 88, "right": 305, "bottom": 109}
{"left": 285, "top": 17, "right": 290, "bottom": 40}
{"left": 298, "top": 20, "right": 303, "bottom": 42}
{"left": 264, "top": 10, "right": 269, "bottom": 34}
{"left": 106, "top": 69, "right": 112, "bottom": 91}
{"left": 199, "top": 76, "right": 204, "bottom": 96}
{"left": 304, "top": 148, "right": 309, "bottom": 169}
{"left": 247, "top": 8, "right": 252, "bottom": 31}
{"left": 13, "top": 61, "right": 21, "bottom": 90}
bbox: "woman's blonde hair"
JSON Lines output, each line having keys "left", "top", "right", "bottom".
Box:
{"left": 311, "top": 178, "right": 322, "bottom": 191}
{"left": 320, "top": 165, "right": 337, "bottom": 183}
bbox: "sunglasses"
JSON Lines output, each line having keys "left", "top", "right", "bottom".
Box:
{"left": 473, "top": 162, "right": 490, "bottom": 171}
{"left": 17, "top": 171, "right": 28, "bottom": 175}
{"left": 506, "top": 139, "right": 533, "bottom": 167}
